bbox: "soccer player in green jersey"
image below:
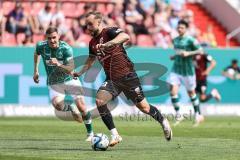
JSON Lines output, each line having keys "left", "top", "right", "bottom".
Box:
{"left": 33, "top": 27, "right": 94, "bottom": 141}
{"left": 168, "top": 20, "right": 204, "bottom": 126}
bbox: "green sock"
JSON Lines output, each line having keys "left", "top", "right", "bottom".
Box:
{"left": 190, "top": 94, "right": 201, "bottom": 114}
{"left": 171, "top": 95, "right": 180, "bottom": 113}
{"left": 83, "top": 111, "right": 93, "bottom": 135}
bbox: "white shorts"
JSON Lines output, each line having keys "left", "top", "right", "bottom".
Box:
{"left": 49, "top": 78, "right": 84, "bottom": 101}
{"left": 167, "top": 72, "right": 196, "bottom": 91}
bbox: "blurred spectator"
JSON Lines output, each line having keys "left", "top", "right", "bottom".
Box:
{"left": 0, "top": 0, "right": 212, "bottom": 48}
{"left": 82, "top": 3, "right": 96, "bottom": 17}
{"left": 108, "top": 2, "right": 125, "bottom": 28}
{"left": 77, "top": 3, "right": 96, "bottom": 33}
{"left": 38, "top": 3, "right": 53, "bottom": 32}
{"left": 154, "top": 10, "right": 172, "bottom": 33}
{"left": 52, "top": 3, "right": 65, "bottom": 24}
{"left": 108, "top": 2, "right": 136, "bottom": 44}
{"left": 169, "top": 9, "right": 180, "bottom": 29}
{"left": 169, "top": 0, "right": 186, "bottom": 12}
{"left": 53, "top": 18, "right": 68, "bottom": 39}
{"left": 22, "top": 35, "right": 34, "bottom": 46}
{"left": 222, "top": 59, "right": 240, "bottom": 80}
{"left": 5, "top": 3, "right": 32, "bottom": 44}
{"left": 201, "top": 25, "right": 217, "bottom": 47}
{"left": 59, "top": 18, "right": 82, "bottom": 46}
{"left": 28, "top": 2, "right": 42, "bottom": 34}
{"left": 144, "top": 15, "right": 155, "bottom": 33}
{"left": 124, "top": 1, "right": 147, "bottom": 35}
{"left": 0, "top": 3, "right": 6, "bottom": 44}
{"left": 51, "top": 3, "right": 69, "bottom": 42}
{"left": 139, "top": 0, "right": 156, "bottom": 15}
{"left": 179, "top": 9, "right": 198, "bottom": 37}
{"left": 70, "top": 19, "right": 82, "bottom": 41}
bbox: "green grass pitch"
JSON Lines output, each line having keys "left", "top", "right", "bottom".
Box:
{"left": 0, "top": 116, "right": 239, "bottom": 160}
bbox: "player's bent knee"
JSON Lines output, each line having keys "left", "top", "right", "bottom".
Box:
{"left": 96, "top": 98, "right": 107, "bottom": 107}
{"left": 72, "top": 112, "right": 82, "bottom": 123}
{"left": 52, "top": 96, "right": 64, "bottom": 111}
{"left": 75, "top": 97, "right": 86, "bottom": 110}
{"left": 136, "top": 101, "right": 150, "bottom": 114}
{"left": 54, "top": 103, "right": 63, "bottom": 111}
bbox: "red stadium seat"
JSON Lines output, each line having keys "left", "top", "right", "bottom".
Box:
{"left": 106, "top": 4, "right": 114, "bottom": 14}
{"left": 96, "top": 4, "right": 106, "bottom": 14}
{"left": 137, "top": 34, "right": 154, "bottom": 47}
{"left": 33, "top": 34, "right": 44, "bottom": 43}
{"left": 2, "top": 33, "right": 17, "bottom": 46}
{"left": 62, "top": 2, "right": 77, "bottom": 17}
{"left": 17, "top": 33, "right": 26, "bottom": 45}
{"left": 76, "top": 3, "right": 85, "bottom": 16}
{"left": 48, "top": 2, "right": 57, "bottom": 13}
{"left": 22, "top": 2, "right": 31, "bottom": 13}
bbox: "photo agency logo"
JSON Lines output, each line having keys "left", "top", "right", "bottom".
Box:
{"left": 119, "top": 110, "right": 194, "bottom": 122}
{"left": 48, "top": 55, "right": 191, "bottom": 122}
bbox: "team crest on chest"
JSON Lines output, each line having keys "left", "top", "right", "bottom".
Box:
{"left": 57, "top": 51, "right": 63, "bottom": 59}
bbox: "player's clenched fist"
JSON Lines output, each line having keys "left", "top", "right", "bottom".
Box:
{"left": 33, "top": 72, "right": 39, "bottom": 83}
{"left": 49, "top": 58, "right": 61, "bottom": 66}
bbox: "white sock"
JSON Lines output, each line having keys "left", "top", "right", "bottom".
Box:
{"left": 211, "top": 89, "right": 217, "bottom": 97}
{"left": 195, "top": 112, "right": 200, "bottom": 117}
{"left": 176, "top": 110, "right": 180, "bottom": 115}
{"left": 110, "top": 128, "right": 119, "bottom": 136}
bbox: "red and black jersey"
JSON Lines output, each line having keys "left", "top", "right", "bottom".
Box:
{"left": 89, "top": 27, "right": 134, "bottom": 81}
{"left": 194, "top": 54, "right": 213, "bottom": 81}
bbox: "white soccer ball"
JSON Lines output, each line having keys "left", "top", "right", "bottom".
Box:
{"left": 91, "top": 133, "right": 109, "bottom": 151}
{"left": 227, "top": 68, "right": 235, "bottom": 76}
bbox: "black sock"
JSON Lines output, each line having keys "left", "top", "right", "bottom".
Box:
{"left": 148, "top": 105, "right": 164, "bottom": 123}
{"left": 200, "top": 94, "right": 213, "bottom": 103}
{"left": 97, "top": 104, "right": 115, "bottom": 130}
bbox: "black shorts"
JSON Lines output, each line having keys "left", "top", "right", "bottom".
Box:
{"left": 196, "top": 79, "right": 207, "bottom": 94}
{"left": 98, "top": 72, "right": 145, "bottom": 104}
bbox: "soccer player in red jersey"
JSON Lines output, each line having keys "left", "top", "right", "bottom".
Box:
{"left": 74, "top": 11, "right": 172, "bottom": 147}
{"left": 194, "top": 53, "right": 221, "bottom": 102}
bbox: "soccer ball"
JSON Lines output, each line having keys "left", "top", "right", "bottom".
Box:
{"left": 227, "top": 68, "right": 235, "bottom": 76}
{"left": 91, "top": 133, "right": 109, "bottom": 151}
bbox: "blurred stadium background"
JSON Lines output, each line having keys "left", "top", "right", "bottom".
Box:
{"left": 0, "top": 0, "right": 240, "bottom": 160}
{"left": 0, "top": 0, "right": 240, "bottom": 116}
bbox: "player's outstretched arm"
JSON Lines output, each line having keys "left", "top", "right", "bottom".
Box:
{"left": 33, "top": 52, "right": 40, "bottom": 83}
{"left": 98, "top": 32, "right": 130, "bottom": 50}
{"left": 73, "top": 56, "right": 96, "bottom": 77}
{"left": 203, "top": 58, "right": 216, "bottom": 76}
{"left": 109, "top": 32, "right": 130, "bottom": 45}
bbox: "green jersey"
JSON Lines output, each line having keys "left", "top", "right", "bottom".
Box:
{"left": 172, "top": 35, "right": 201, "bottom": 76}
{"left": 35, "top": 40, "right": 73, "bottom": 85}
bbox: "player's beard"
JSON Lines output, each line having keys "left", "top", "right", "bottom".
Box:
{"left": 51, "top": 42, "right": 57, "bottom": 48}
{"left": 49, "top": 41, "right": 59, "bottom": 49}
{"left": 179, "top": 32, "right": 185, "bottom": 37}
{"left": 178, "top": 30, "right": 186, "bottom": 37}
{"left": 92, "top": 29, "right": 100, "bottom": 37}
